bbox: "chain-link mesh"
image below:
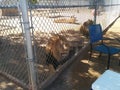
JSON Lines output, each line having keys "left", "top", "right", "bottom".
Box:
{"left": 0, "top": 0, "right": 30, "bottom": 89}
{"left": 95, "top": 0, "right": 120, "bottom": 29}
{"left": 29, "top": 1, "right": 92, "bottom": 89}
{"left": 28, "top": 0, "right": 120, "bottom": 89}
{"left": 0, "top": 0, "right": 120, "bottom": 89}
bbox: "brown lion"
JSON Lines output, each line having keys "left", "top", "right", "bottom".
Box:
{"left": 45, "top": 34, "right": 70, "bottom": 69}
{"left": 80, "top": 19, "right": 94, "bottom": 37}
{"left": 46, "top": 34, "right": 70, "bottom": 61}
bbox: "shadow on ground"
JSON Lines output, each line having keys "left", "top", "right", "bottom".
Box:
{"left": 44, "top": 25, "right": 120, "bottom": 90}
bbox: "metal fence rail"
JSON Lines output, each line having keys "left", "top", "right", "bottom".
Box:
{"left": 0, "top": 0, "right": 120, "bottom": 90}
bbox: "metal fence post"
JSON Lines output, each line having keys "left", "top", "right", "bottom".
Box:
{"left": 94, "top": 0, "right": 97, "bottom": 24}
{"left": 19, "top": 0, "right": 37, "bottom": 90}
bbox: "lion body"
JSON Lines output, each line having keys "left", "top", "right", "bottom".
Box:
{"left": 80, "top": 19, "right": 94, "bottom": 37}
{"left": 45, "top": 34, "right": 70, "bottom": 69}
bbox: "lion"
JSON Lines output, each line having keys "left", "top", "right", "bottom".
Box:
{"left": 80, "top": 19, "right": 94, "bottom": 37}
{"left": 45, "top": 34, "right": 70, "bottom": 69}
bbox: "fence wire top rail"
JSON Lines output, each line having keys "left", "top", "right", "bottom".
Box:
{"left": 0, "top": 0, "right": 120, "bottom": 8}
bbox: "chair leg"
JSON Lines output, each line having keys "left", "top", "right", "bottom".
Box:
{"left": 98, "top": 52, "right": 102, "bottom": 58}
{"left": 107, "top": 54, "right": 111, "bottom": 69}
{"left": 88, "top": 45, "right": 93, "bottom": 62}
{"left": 89, "top": 50, "right": 92, "bottom": 62}
{"left": 118, "top": 54, "right": 120, "bottom": 66}
{"left": 119, "top": 59, "right": 120, "bottom": 66}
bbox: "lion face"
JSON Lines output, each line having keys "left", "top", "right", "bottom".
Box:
{"left": 46, "top": 34, "right": 70, "bottom": 61}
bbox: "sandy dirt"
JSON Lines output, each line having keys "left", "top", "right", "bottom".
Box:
{"left": 44, "top": 17, "right": 120, "bottom": 90}
{"left": 1, "top": 16, "right": 119, "bottom": 90}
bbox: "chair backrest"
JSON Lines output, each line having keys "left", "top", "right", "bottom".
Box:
{"left": 89, "top": 24, "right": 103, "bottom": 43}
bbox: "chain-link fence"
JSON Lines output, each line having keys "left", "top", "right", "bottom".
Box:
{"left": 0, "top": 0, "right": 120, "bottom": 90}
{"left": 95, "top": 0, "right": 120, "bottom": 29}
{"left": 0, "top": 0, "right": 30, "bottom": 89}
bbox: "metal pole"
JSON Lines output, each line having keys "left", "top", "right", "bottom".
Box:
{"left": 94, "top": 0, "right": 97, "bottom": 24}
{"left": 19, "top": 0, "right": 37, "bottom": 90}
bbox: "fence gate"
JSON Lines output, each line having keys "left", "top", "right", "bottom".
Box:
{"left": 28, "top": 0, "right": 90, "bottom": 89}
{"left": 0, "top": 0, "right": 86, "bottom": 89}
{"left": 0, "top": 0, "right": 32, "bottom": 90}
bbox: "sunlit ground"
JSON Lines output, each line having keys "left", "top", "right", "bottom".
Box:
{"left": 0, "top": 76, "right": 23, "bottom": 90}
{"left": 0, "top": 18, "right": 120, "bottom": 90}
{"left": 45, "top": 17, "right": 120, "bottom": 90}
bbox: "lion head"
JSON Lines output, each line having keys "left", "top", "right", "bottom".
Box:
{"left": 46, "top": 34, "right": 70, "bottom": 61}
{"left": 80, "top": 19, "right": 94, "bottom": 37}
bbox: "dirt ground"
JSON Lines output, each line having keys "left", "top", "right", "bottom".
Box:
{"left": 44, "top": 18, "right": 120, "bottom": 90}
{"left": 0, "top": 14, "right": 120, "bottom": 90}
{"left": 0, "top": 75, "right": 23, "bottom": 90}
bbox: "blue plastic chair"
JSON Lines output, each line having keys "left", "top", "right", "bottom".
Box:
{"left": 88, "top": 24, "right": 120, "bottom": 69}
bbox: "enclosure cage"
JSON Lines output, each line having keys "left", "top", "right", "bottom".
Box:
{"left": 0, "top": 0, "right": 120, "bottom": 90}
